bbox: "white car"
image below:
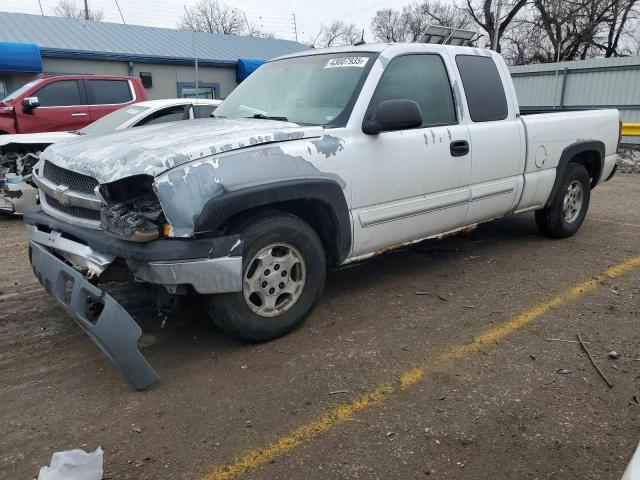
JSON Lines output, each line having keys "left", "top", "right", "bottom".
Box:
{"left": 0, "top": 98, "right": 221, "bottom": 215}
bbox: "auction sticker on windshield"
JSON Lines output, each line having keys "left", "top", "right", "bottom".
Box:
{"left": 325, "top": 57, "right": 369, "bottom": 68}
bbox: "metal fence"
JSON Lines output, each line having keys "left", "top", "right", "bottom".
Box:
{"left": 509, "top": 56, "right": 640, "bottom": 144}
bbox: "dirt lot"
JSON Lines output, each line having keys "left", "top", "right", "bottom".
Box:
{"left": 1, "top": 174, "right": 639, "bottom": 480}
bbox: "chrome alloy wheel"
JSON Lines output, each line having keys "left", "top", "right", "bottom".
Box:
{"left": 562, "top": 180, "right": 583, "bottom": 223}
{"left": 243, "top": 243, "right": 307, "bottom": 317}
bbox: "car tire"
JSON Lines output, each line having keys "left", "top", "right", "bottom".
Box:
{"left": 535, "top": 163, "right": 591, "bottom": 238}
{"left": 205, "top": 211, "right": 326, "bottom": 342}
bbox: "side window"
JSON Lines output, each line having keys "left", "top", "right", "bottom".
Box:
{"left": 193, "top": 104, "right": 217, "bottom": 118}
{"left": 35, "top": 80, "right": 82, "bottom": 107}
{"left": 135, "top": 106, "right": 188, "bottom": 127}
{"left": 86, "top": 80, "right": 133, "bottom": 105}
{"left": 455, "top": 55, "right": 508, "bottom": 122}
{"left": 368, "top": 54, "right": 457, "bottom": 127}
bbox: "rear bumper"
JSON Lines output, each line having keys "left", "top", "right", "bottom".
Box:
{"left": 29, "top": 241, "right": 159, "bottom": 390}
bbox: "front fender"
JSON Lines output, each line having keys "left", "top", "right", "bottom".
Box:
{"left": 153, "top": 143, "right": 347, "bottom": 239}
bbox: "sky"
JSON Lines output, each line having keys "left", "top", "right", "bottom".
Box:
{"left": 0, "top": 0, "right": 455, "bottom": 43}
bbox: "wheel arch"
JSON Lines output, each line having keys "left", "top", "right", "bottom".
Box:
{"left": 545, "top": 141, "right": 604, "bottom": 208}
{"left": 195, "top": 179, "right": 352, "bottom": 266}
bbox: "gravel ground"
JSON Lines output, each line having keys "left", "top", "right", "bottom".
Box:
{"left": 1, "top": 174, "right": 639, "bottom": 480}
{"left": 618, "top": 146, "right": 640, "bottom": 173}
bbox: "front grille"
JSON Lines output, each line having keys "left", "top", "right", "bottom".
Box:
{"left": 44, "top": 194, "right": 100, "bottom": 221}
{"left": 43, "top": 161, "right": 99, "bottom": 195}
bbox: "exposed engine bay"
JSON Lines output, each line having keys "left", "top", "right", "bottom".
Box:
{"left": 99, "top": 175, "right": 165, "bottom": 242}
{"left": 0, "top": 143, "right": 47, "bottom": 215}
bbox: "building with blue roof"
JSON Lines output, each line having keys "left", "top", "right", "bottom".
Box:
{"left": 0, "top": 11, "right": 310, "bottom": 100}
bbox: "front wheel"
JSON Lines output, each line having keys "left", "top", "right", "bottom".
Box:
{"left": 205, "top": 211, "right": 326, "bottom": 342}
{"left": 535, "top": 163, "right": 591, "bottom": 238}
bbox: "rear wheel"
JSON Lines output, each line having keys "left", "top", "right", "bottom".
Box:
{"left": 205, "top": 211, "right": 326, "bottom": 342}
{"left": 535, "top": 163, "right": 591, "bottom": 238}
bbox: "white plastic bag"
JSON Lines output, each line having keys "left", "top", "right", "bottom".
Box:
{"left": 37, "top": 447, "right": 103, "bottom": 480}
{"left": 622, "top": 441, "right": 640, "bottom": 480}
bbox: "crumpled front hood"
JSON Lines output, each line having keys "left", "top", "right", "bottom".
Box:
{"left": 40, "top": 117, "right": 324, "bottom": 184}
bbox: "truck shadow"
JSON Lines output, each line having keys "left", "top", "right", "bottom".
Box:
{"left": 140, "top": 213, "right": 545, "bottom": 383}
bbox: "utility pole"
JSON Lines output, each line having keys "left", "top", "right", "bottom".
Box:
{"left": 492, "top": 0, "right": 502, "bottom": 51}
{"left": 292, "top": 13, "right": 298, "bottom": 42}
{"left": 84, "top": 0, "right": 89, "bottom": 20}
{"left": 114, "top": 0, "right": 126, "bottom": 24}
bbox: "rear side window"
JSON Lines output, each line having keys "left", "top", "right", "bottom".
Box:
{"left": 86, "top": 80, "right": 133, "bottom": 105}
{"left": 193, "top": 104, "right": 217, "bottom": 118}
{"left": 135, "top": 106, "right": 188, "bottom": 127}
{"left": 36, "top": 80, "right": 82, "bottom": 107}
{"left": 455, "top": 55, "right": 508, "bottom": 122}
{"left": 368, "top": 54, "right": 457, "bottom": 127}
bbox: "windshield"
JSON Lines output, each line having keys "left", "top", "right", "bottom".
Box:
{"left": 79, "top": 105, "right": 150, "bottom": 135}
{"left": 1, "top": 80, "right": 40, "bottom": 103}
{"left": 214, "top": 53, "right": 375, "bottom": 126}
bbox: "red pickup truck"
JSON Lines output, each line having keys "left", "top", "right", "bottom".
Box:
{"left": 0, "top": 75, "right": 147, "bottom": 134}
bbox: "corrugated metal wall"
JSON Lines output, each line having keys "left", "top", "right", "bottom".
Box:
{"left": 509, "top": 56, "right": 640, "bottom": 143}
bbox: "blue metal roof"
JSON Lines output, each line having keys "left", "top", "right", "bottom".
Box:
{"left": 0, "top": 41, "right": 42, "bottom": 72}
{"left": 0, "top": 12, "right": 309, "bottom": 67}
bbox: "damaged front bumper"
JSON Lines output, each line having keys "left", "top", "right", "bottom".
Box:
{"left": 30, "top": 241, "right": 159, "bottom": 390}
{"left": 25, "top": 207, "right": 243, "bottom": 390}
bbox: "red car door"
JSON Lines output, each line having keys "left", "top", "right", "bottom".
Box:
{"left": 15, "top": 79, "right": 90, "bottom": 133}
{"left": 85, "top": 79, "right": 137, "bottom": 122}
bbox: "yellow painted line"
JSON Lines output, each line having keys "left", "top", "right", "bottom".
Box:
{"left": 622, "top": 123, "right": 640, "bottom": 137}
{"left": 199, "top": 255, "right": 640, "bottom": 480}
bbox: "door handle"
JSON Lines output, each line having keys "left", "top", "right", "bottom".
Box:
{"left": 450, "top": 140, "right": 469, "bottom": 157}
{"left": 71, "top": 113, "right": 88, "bottom": 117}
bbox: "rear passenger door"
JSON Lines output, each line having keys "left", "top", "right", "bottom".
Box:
{"left": 16, "top": 79, "right": 90, "bottom": 133}
{"left": 85, "top": 79, "right": 136, "bottom": 122}
{"left": 455, "top": 55, "right": 525, "bottom": 224}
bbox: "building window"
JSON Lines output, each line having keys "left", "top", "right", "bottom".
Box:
{"left": 177, "top": 82, "right": 219, "bottom": 99}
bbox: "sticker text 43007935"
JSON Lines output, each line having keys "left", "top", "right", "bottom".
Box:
{"left": 324, "top": 57, "right": 369, "bottom": 69}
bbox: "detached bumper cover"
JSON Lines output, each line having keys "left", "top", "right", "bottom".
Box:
{"left": 29, "top": 241, "right": 159, "bottom": 390}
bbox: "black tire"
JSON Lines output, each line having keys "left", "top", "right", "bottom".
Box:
{"left": 205, "top": 211, "right": 326, "bottom": 342}
{"left": 535, "top": 163, "right": 591, "bottom": 238}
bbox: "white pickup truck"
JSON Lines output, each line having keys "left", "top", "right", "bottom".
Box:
{"left": 25, "top": 43, "right": 620, "bottom": 389}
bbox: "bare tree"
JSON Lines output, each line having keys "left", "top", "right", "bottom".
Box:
{"left": 597, "top": 0, "right": 639, "bottom": 56}
{"left": 179, "top": 0, "right": 245, "bottom": 35}
{"left": 54, "top": 0, "right": 103, "bottom": 21}
{"left": 371, "top": 8, "right": 408, "bottom": 42}
{"left": 465, "top": 0, "right": 528, "bottom": 51}
{"left": 311, "top": 21, "right": 359, "bottom": 47}
{"left": 372, "top": 2, "right": 477, "bottom": 43}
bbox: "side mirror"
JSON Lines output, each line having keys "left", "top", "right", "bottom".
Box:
{"left": 22, "top": 96, "right": 40, "bottom": 113}
{"left": 363, "top": 99, "right": 423, "bottom": 135}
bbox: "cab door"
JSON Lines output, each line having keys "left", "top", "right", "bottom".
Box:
{"left": 16, "top": 79, "right": 90, "bottom": 133}
{"left": 348, "top": 53, "right": 472, "bottom": 258}
{"left": 454, "top": 54, "right": 525, "bottom": 224}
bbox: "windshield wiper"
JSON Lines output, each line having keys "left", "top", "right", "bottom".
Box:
{"left": 252, "top": 113, "right": 288, "bottom": 121}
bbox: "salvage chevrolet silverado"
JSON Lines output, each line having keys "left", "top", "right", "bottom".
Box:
{"left": 24, "top": 44, "right": 620, "bottom": 389}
